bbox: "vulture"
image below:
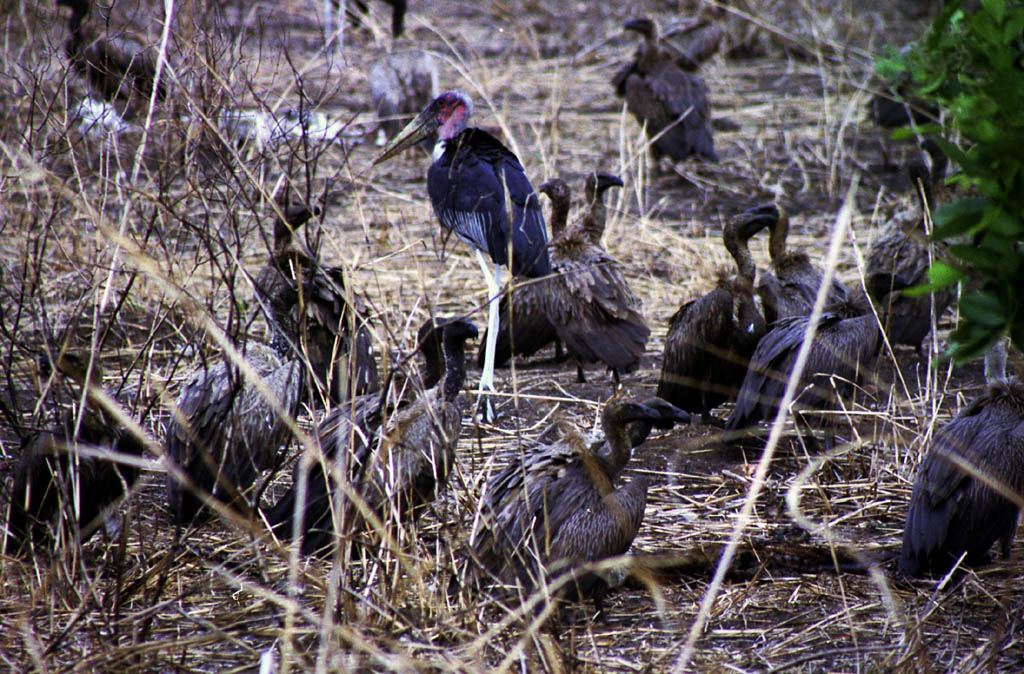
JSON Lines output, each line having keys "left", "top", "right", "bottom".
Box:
{"left": 370, "top": 50, "right": 439, "bottom": 144}
{"left": 164, "top": 345, "right": 304, "bottom": 526}
{"left": 479, "top": 176, "right": 570, "bottom": 369}
{"left": 542, "top": 173, "right": 650, "bottom": 383}
{"left": 612, "top": 18, "right": 724, "bottom": 83}
{"left": 252, "top": 203, "right": 378, "bottom": 404}
{"left": 866, "top": 159, "right": 954, "bottom": 353}
{"left": 725, "top": 298, "right": 881, "bottom": 436}
{"left": 483, "top": 170, "right": 623, "bottom": 369}
{"left": 56, "top": 0, "right": 166, "bottom": 119}
{"left": 754, "top": 204, "right": 850, "bottom": 324}
{"left": 867, "top": 44, "right": 940, "bottom": 131}
{"left": 657, "top": 206, "right": 769, "bottom": 423}
{"left": 868, "top": 90, "right": 939, "bottom": 130}
{"left": 266, "top": 317, "right": 476, "bottom": 555}
{"left": 166, "top": 205, "right": 375, "bottom": 525}
{"left": 6, "top": 351, "right": 144, "bottom": 551}
{"left": 579, "top": 170, "right": 618, "bottom": 244}
{"left": 900, "top": 341, "right": 1024, "bottom": 577}
{"left": 468, "top": 396, "right": 690, "bottom": 599}
{"left": 344, "top": 0, "right": 408, "bottom": 37}
{"left": 616, "top": 17, "right": 717, "bottom": 166}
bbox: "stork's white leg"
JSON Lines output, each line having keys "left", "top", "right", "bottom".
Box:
{"left": 475, "top": 249, "right": 502, "bottom": 418}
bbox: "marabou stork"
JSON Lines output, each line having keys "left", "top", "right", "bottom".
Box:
{"left": 373, "top": 90, "right": 551, "bottom": 413}
{"left": 754, "top": 204, "right": 850, "bottom": 324}
{"left": 656, "top": 206, "right": 768, "bottom": 423}
{"left": 900, "top": 340, "right": 1024, "bottom": 577}
{"left": 7, "top": 351, "right": 144, "bottom": 551}
{"left": 617, "top": 17, "right": 717, "bottom": 167}
{"left": 467, "top": 396, "right": 689, "bottom": 599}
{"left": 542, "top": 173, "right": 649, "bottom": 383}
{"left": 56, "top": 0, "right": 166, "bottom": 120}
{"left": 266, "top": 317, "right": 476, "bottom": 555}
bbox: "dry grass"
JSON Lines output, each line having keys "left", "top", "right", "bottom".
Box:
{"left": 1, "top": 0, "right": 1022, "bottom": 671}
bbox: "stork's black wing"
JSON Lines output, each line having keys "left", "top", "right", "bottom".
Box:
{"left": 428, "top": 128, "right": 550, "bottom": 277}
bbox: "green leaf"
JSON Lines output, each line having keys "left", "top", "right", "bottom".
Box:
{"left": 890, "top": 124, "right": 944, "bottom": 141}
{"left": 927, "top": 137, "right": 970, "bottom": 168}
{"left": 1006, "top": 12, "right": 1024, "bottom": 41}
{"left": 983, "top": 0, "right": 1006, "bottom": 24}
{"left": 971, "top": 13, "right": 1001, "bottom": 46}
{"left": 974, "top": 119, "right": 1000, "bottom": 143}
{"left": 926, "top": 261, "right": 966, "bottom": 289}
{"left": 932, "top": 197, "right": 990, "bottom": 239}
{"left": 902, "top": 286, "right": 928, "bottom": 298}
{"left": 948, "top": 323, "right": 1001, "bottom": 364}
{"left": 948, "top": 243, "right": 1004, "bottom": 272}
{"left": 874, "top": 51, "right": 908, "bottom": 80}
{"left": 902, "top": 284, "right": 942, "bottom": 298}
{"left": 982, "top": 206, "right": 1023, "bottom": 238}
{"left": 959, "top": 291, "right": 1006, "bottom": 328}
{"left": 947, "top": 334, "right": 994, "bottom": 364}
{"left": 900, "top": 0, "right": 1024, "bottom": 366}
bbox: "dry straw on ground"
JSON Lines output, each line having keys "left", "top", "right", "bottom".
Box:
{"left": 1, "top": 0, "right": 1022, "bottom": 671}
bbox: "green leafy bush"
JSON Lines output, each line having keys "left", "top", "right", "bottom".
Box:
{"left": 877, "top": 0, "right": 1024, "bottom": 361}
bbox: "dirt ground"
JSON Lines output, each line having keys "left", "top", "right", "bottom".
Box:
{"left": 2, "top": 0, "right": 1023, "bottom": 671}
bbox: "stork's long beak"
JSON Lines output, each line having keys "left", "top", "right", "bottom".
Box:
{"left": 372, "top": 113, "right": 435, "bottom": 166}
